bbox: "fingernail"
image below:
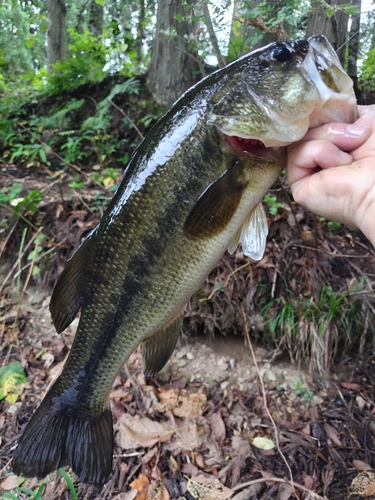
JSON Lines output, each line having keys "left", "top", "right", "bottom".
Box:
{"left": 346, "top": 124, "right": 370, "bottom": 136}
{"left": 339, "top": 151, "right": 352, "bottom": 162}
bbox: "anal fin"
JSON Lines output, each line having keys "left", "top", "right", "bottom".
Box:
{"left": 142, "top": 311, "right": 184, "bottom": 376}
{"left": 50, "top": 231, "right": 95, "bottom": 333}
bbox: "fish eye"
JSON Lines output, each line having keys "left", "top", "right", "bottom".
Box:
{"left": 273, "top": 44, "right": 293, "bottom": 62}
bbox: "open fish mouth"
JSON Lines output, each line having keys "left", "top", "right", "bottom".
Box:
{"left": 209, "top": 34, "right": 357, "bottom": 153}
{"left": 219, "top": 129, "right": 281, "bottom": 159}
{"left": 225, "top": 135, "right": 273, "bottom": 158}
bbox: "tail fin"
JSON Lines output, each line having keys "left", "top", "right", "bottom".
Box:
{"left": 12, "top": 392, "right": 113, "bottom": 487}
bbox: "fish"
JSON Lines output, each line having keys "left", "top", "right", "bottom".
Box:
{"left": 13, "top": 34, "right": 357, "bottom": 487}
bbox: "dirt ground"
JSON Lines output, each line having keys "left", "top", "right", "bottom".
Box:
{"left": 1, "top": 156, "right": 375, "bottom": 499}
{"left": 1, "top": 271, "right": 375, "bottom": 499}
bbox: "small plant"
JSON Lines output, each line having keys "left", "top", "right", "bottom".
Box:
{"left": 2, "top": 482, "right": 45, "bottom": 499}
{"left": 0, "top": 183, "right": 23, "bottom": 205}
{"left": 2, "top": 468, "right": 77, "bottom": 499}
{"left": 27, "top": 232, "right": 46, "bottom": 276}
{"left": 68, "top": 174, "right": 86, "bottom": 189}
{"left": 0, "top": 184, "right": 44, "bottom": 232}
{"left": 91, "top": 167, "right": 122, "bottom": 189}
{"left": 12, "top": 189, "right": 44, "bottom": 217}
{"left": 262, "top": 280, "right": 374, "bottom": 373}
{"left": 91, "top": 191, "right": 112, "bottom": 211}
{"left": 263, "top": 193, "right": 282, "bottom": 216}
{"left": 294, "top": 380, "right": 312, "bottom": 402}
{"left": 319, "top": 217, "right": 341, "bottom": 231}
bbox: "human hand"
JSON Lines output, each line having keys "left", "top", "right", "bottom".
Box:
{"left": 287, "top": 105, "right": 375, "bottom": 246}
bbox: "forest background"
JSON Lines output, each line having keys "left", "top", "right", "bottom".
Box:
{"left": 1, "top": 0, "right": 375, "bottom": 370}
{"left": 1, "top": 1, "right": 375, "bottom": 499}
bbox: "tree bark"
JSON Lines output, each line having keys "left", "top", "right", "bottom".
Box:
{"left": 147, "top": 0, "right": 201, "bottom": 108}
{"left": 89, "top": 0, "right": 104, "bottom": 38}
{"left": 306, "top": 0, "right": 350, "bottom": 66}
{"left": 47, "top": 0, "right": 67, "bottom": 70}
{"left": 347, "top": 0, "right": 361, "bottom": 96}
{"left": 332, "top": 0, "right": 349, "bottom": 64}
{"left": 136, "top": 0, "right": 146, "bottom": 63}
{"left": 306, "top": 0, "right": 333, "bottom": 40}
{"left": 201, "top": 2, "right": 226, "bottom": 68}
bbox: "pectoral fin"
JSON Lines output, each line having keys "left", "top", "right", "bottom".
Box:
{"left": 49, "top": 232, "right": 95, "bottom": 333}
{"left": 227, "top": 202, "right": 268, "bottom": 260}
{"left": 142, "top": 311, "right": 184, "bottom": 376}
{"left": 183, "top": 160, "right": 248, "bottom": 239}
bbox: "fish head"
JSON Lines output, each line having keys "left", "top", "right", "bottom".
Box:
{"left": 207, "top": 34, "right": 357, "bottom": 155}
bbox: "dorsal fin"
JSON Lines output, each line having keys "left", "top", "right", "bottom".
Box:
{"left": 49, "top": 233, "right": 95, "bottom": 333}
{"left": 142, "top": 310, "right": 184, "bottom": 376}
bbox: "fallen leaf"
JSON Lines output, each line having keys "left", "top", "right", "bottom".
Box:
{"left": 113, "top": 492, "right": 137, "bottom": 500}
{"left": 252, "top": 436, "right": 275, "bottom": 450}
{"left": 117, "top": 415, "right": 175, "bottom": 450}
{"left": 353, "top": 461, "right": 373, "bottom": 471}
{"left": 110, "top": 389, "right": 131, "bottom": 400}
{"left": 188, "top": 474, "right": 233, "bottom": 500}
{"left": 130, "top": 474, "right": 150, "bottom": 500}
{"left": 231, "top": 484, "right": 262, "bottom": 499}
{"left": 349, "top": 471, "right": 375, "bottom": 497}
{"left": 155, "top": 388, "right": 206, "bottom": 417}
{"left": 0, "top": 361, "right": 26, "bottom": 403}
{"left": 278, "top": 482, "right": 293, "bottom": 500}
{"left": 324, "top": 423, "right": 342, "bottom": 447}
{"left": 147, "top": 481, "right": 170, "bottom": 499}
{"left": 176, "top": 418, "right": 205, "bottom": 452}
{"left": 232, "top": 436, "right": 250, "bottom": 457}
{"left": 356, "top": 395, "right": 367, "bottom": 411}
{"left": 340, "top": 382, "right": 364, "bottom": 391}
{"left": 210, "top": 412, "right": 226, "bottom": 442}
{"left": 303, "top": 475, "right": 314, "bottom": 489}
{"left": 0, "top": 474, "right": 22, "bottom": 490}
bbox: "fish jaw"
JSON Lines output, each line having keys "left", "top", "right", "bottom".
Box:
{"left": 206, "top": 36, "right": 357, "bottom": 149}
{"left": 303, "top": 34, "right": 358, "bottom": 126}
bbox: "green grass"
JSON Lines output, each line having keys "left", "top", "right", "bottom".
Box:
{"left": 262, "top": 278, "right": 375, "bottom": 373}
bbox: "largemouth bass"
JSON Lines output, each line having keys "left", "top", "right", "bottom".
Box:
{"left": 13, "top": 35, "right": 357, "bottom": 486}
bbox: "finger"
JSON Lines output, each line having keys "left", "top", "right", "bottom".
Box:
{"left": 297, "top": 122, "right": 371, "bottom": 151}
{"left": 358, "top": 104, "right": 375, "bottom": 118}
{"left": 287, "top": 139, "right": 352, "bottom": 186}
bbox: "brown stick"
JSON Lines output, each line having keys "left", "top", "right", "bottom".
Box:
{"left": 241, "top": 306, "right": 298, "bottom": 498}
{"left": 106, "top": 98, "right": 144, "bottom": 141}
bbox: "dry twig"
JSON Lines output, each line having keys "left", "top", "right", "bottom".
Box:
{"left": 241, "top": 306, "right": 298, "bottom": 498}
{"left": 107, "top": 98, "right": 144, "bottom": 141}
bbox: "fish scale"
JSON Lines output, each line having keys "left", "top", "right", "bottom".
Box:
{"left": 13, "top": 35, "right": 357, "bottom": 487}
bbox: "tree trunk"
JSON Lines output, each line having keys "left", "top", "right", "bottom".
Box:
{"left": 228, "top": 0, "right": 290, "bottom": 60}
{"left": 201, "top": 2, "right": 226, "bottom": 68}
{"left": 306, "top": 0, "right": 349, "bottom": 65}
{"left": 347, "top": 0, "right": 361, "bottom": 96}
{"left": 332, "top": 0, "right": 349, "bottom": 64}
{"left": 306, "top": 0, "right": 333, "bottom": 40}
{"left": 147, "top": 0, "right": 201, "bottom": 108}
{"left": 89, "top": 0, "right": 104, "bottom": 38}
{"left": 47, "top": 0, "right": 67, "bottom": 70}
{"left": 136, "top": 0, "right": 146, "bottom": 63}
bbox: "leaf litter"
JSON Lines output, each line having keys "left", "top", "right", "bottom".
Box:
{"left": 1, "top": 169, "right": 375, "bottom": 499}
